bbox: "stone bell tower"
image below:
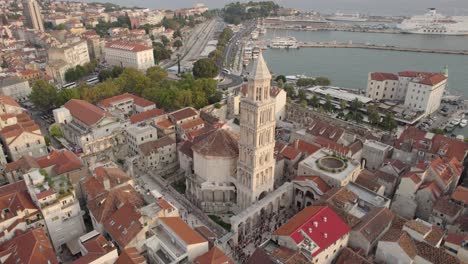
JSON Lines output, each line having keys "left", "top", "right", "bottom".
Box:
{"left": 236, "top": 53, "right": 276, "bottom": 210}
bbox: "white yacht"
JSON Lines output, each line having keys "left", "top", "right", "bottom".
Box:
{"left": 399, "top": 8, "right": 468, "bottom": 35}
{"left": 269, "top": 37, "right": 299, "bottom": 49}
{"left": 460, "top": 119, "right": 468, "bottom": 127}
{"left": 451, "top": 118, "right": 461, "bottom": 126}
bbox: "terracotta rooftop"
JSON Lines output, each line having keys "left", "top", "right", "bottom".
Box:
{"left": 370, "top": 72, "right": 399, "bottom": 81}
{"left": 306, "top": 119, "right": 344, "bottom": 142}
{"left": 273, "top": 206, "right": 350, "bottom": 257}
{"left": 418, "top": 181, "right": 442, "bottom": 200}
{"left": 194, "top": 246, "right": 234, "bottom": 264}
{"left": 64, "top": 99, "right": 112, "bottom": 126}
{"left": 115, "top": 247, "right": 146, "bottom": 264}
{"left": 353, "top": 207, "right": 394, "bottom": 243}
{"left": 156, "top": 118, "right": 174, "bottom": 129}
{"left": 104, "top": 203, "right": 143, "bottom": 248}
{"left": 35, "top": 149, "right": 83, "bottom": 175}
{"left": 290, "top": 139, "right": 321, "bottom": 156}
{"left": 138, "top": 136, "right": 175, "bottom": 156}
{"left": 415, "top": 241, "right": 460, "bottom": 264}
{"left": 0, "top": 181, "right": 37, "bottom": 222}
{"left": 159, "top": 217, "right": 207, "bottom": 245}
{"left": 180, "top": 117, "right": 204, "bottom": 130}
{"left": 292, "top": 176, "right": 331, "bottom": 193}
{"left": 451, "top": 186, "right": 468, "bottom": 205}
{"left": 99, "top": 93, "right": 155, "bottom": 108}
{"left": 93, "top": 166, "right": 132, "bottom": 188}
{"left": 433, "top": 197, "right": 462, "bottom": 218}
{"left": 82, "top": 176, "right": 106, "bottom": 201}
{"left": 280, "top": 146, "right": 301, "bottom": 160}
{"left": 0, "top": 95, "right": 21, "bottom": 108}
{"left": 129, "top": 108, "right": 165, "bottom": 124}
{"left": 169, "top": 107, "right": 198, "bottom": 122}
{"left": 192, "top": 129, "right": 239, "bottom": 158}
{"left": 445, "top": 233, "right": 468, "bottom": 246}
{"left": 381, "top": 230, "right": 417, "bottom": 259}
{"left": 105, "top": 41, "right": 152, "bottom": 52}
{"left": 4, "top": 155, "right": 39, "bottom": 173}
{"left": 335, "top": 247, "right": 373, "bottom": 264}
{"left": 87, "top": 184, "right": 145, "bottom": 224}
{"left": 0, "top": 228, "right": 58, "bottom": 264}
{"left": 355, "top": 170, "right": 383, "bottom": 193}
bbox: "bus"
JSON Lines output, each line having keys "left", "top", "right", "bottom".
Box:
{"left": 62, "top": 82, "right": 77, "bottom": 89}
{"left": 86, "top": 76, "right": 99, "bottom": 86}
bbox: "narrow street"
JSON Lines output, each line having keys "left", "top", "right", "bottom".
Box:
{"left": 132, "top": 168, "right": 228, "bottom": 238}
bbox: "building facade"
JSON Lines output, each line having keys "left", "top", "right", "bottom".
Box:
{"left": 104, "top": 41, "right": 154, "bottom": 71}
{"left": 23, "top": 0, "right": 44, "bottom": 32}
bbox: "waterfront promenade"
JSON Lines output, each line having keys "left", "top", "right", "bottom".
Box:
{"left": 297, "top": 42, "right": 468, "bottom": 55}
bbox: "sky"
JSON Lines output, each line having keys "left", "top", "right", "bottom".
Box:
{"left": 85, "top": 0, "right": 468, "bottom": 16}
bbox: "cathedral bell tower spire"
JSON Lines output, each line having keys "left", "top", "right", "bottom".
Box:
{"left": 236, "top": 52, "right": 276, "bottom": 210}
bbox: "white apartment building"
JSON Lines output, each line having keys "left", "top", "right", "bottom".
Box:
{"left": 367, "top": 70, "right": 447, "bottom": 115}
{"left": 48, "top": 40, "right": 90, "bottom": 68}
{"left": 403, "top": 72, "right": 447, "bottom": 115}
{"left": 0, "top": 77, "right": 31, "bottom": 100}
{"left": 24, "top": 170, "right": 86, "bottom": 252}
{"left": 104, "top": 41, "right": 154, "bottom": 71}
{"left": 126, "top": 123, "right": 158, "bottom": 155}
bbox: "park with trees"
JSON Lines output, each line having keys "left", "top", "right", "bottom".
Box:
{"left": 29, "top": 66, "right": 222, "bottom": 112}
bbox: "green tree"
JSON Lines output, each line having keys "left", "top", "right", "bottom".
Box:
{"left": 114, "top": 68, "right": 151, "bottom": 95}
{"left": 298, "top": 89, "right": 306, "bottom": 102}
{"left": 146, "top": 66, "right": 168, "bottom": 82}
{"left": 324, "top": 94, "right": 333, "bottom": 112}
{"left": 367, "top": 105, "right": 381, "bottom": 126}
{"left": 192, "top": 58, "right": 219, "bottom": 78}
{"left": 173, "top": 39, "right": 183, "bottom": 49}
{"left": 315, "top": 76, "right": 331, "bottom": 86}
{"left": 430, "top": 128, "right": 445, "bottom": 135}
{"left": 339, "top": 100, "right": 347, "bottom": 111}
{"left": 65, "top": 68, "right": 78, "bottom": 83}
{"left": 173, "top": 29, "right": 182, "bottom": 39}
{"left": 277, "top": 79, "right": 284, "bottom": 88}
{"left": 50, "top": 124, "right": 63, "bottom": 138}
{"left": 296, "top": 78, "right": 315, "bottom": 87}
{"left": 153, "top": 46, "right": 172, "bottom": 63}
{"left": 160, "top": 35, "right": 170, "bottom": 47}
{"left": 56, "top": 24, "right": 66, "bottom": 30}
{"left": 310, "top": 95, "right": 320, "bottom": 108}
{"left": 282, "top": 83, "right": 296, "bottom": 99}
{"left": 56, "top": 88, "right": 79, "bottom": 106}
{"left": 275, "top": 75, "right": 287, "bottom": 83}
{"left": 98, "top": 69, "right": 113, "bottom": 82}
{"left": 29, "top": 80, "right": 58, "bottom": 110}
{"left": 381, "top": 113, "right": 398, "bottom": 132}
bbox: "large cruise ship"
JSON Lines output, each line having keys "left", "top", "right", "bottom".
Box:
{"left": 399, "top": 8, "right": 468, "bottom": 35}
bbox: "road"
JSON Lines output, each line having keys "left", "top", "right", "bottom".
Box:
{"left": 223, "top": 21, "right": 256, "bottom": 73}
{"left": 162, "top": 18, "right": 223, "bottom": 70}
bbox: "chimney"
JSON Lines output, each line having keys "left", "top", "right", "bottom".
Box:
{"left": 103, "top": 177, "right": 111, "bottom": 191}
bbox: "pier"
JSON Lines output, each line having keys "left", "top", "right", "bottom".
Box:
{"left": 297, "top": 42, "right": 468, "bottom": 55}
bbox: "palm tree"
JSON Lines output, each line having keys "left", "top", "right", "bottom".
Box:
{"left": 310, "top": 95, "right": 320, "bottom": 108}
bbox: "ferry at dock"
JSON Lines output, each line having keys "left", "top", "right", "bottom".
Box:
{"left": 399, "top": 8, "right": 468, "bottom": 35}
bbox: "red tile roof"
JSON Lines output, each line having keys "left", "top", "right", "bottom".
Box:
{"left": 273, "top": 206, "right": 350, "bottom": 257}
{"left": 451, "top": 186, "right": 468, "bottom": 205}
{"left": 306, "top": 120, "right": 344, "bottom": 142}
{"left": 192, "top": 129, "right": 239, "bottom": 158}
{"left": 64, "top": 99, "right": 112, "bottom": 126}
{"left": 99, "top": 93, "right": 155, "bottom": 108}
{"left": 82, "top": 176, "right": 106, "bottom": 201}
{"left": 115, "top": 247, "right": 146, "bottom": 264}
{"left": 156, "top": 118, "right": 174, "bottom": 129}
{"left": 292, "top": 176, "right": 331, "bottom": 193}
{"left": 280, "top": 146, "right": 301, "bottom": 160}
{"left": 129, "top": 108, "right": 165, "bottom": 124}
{"left": 0, "top": 181, "right": 38, "bottom": 222}
{"left": 169, "top": 107, "right": 198, "bottom": 122}
{"left": 370, "top": 72, "right": 399, "bottom": 81}
{"left": 194, "top": 246, "right": 234, "bottom": 264}
{"left": 138, "top": 136, "right": 176, "bottom": 156}
{"left": 445, "top": 233, "right": 468, "bottom": 246}
{"left": 291, "top": 139, "right": 321, "bottom": 156}
{"left": 35, "top": 149, "right": 83, "bottom": 175}
{"left": 4, "top": 155, "right": 39, "bottom": 173}
{"left": 159, "top": 217, "right": 207, "bottom": 245}
{"left": 395, "top": 127, "right": 468, "bottom": 161}
{"left": 87, "top": 185, "right": 145, "bottom": 224}
{"left": 180, "top": 117, "right": 205, "bottom": 130}
{"left": 104, "top": 203, "right": 143, "bottom": 248}
{"left": 93, "top": 166, "right": 132, "bottom": 188}
{"left": 105, "top": 41, "right": 152, "bottom": 52}
{"left": 0, "top": 96, "right": 21, "bottom": 108}
{"left": 419, "top": 181, "right": 442, "bottom": 200}
{"left": 0, "top": 228, "right": 58, "bottom": 264}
